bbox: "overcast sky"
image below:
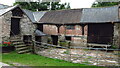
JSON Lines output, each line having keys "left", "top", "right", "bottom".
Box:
{"left": 0, "top": 0, "right": 96, "bottom": 8}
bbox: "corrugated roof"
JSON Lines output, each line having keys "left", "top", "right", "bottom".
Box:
{"left": 0, "top": 4, "right": 9, "bottom": 9}
{"left": 35, "top": 29, "right": 47, "bottom": 36}
{"left": 0, "top": 5, "right": 19, "bottom": 16}
{"left": 39, "top": 9, "right": 83, "bottom": 24}
{"left": 80, "top": 6, "right": 120, "bottom": 23}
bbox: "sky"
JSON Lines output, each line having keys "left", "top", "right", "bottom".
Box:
{"left": 0, "top": 0, "right": 96, "bottom": 8}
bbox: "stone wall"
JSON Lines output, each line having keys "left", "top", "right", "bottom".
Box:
{"left": 1, "top": 11, "right": 12, "bottom": 43}
{"left": 0, "top": 16, "right": 3, "bottom": 44}
{"left": 20, "top": 14, "right": 36, "bottom": 40}
{"left": 113, "top": 23, "right": 120, "bottom": 48}
{"left": 119, "top": 4, "right": 120, "bottom": 18}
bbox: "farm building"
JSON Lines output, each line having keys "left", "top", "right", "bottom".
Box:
{"left": 0, "top": 4, "right": 47, "bottom": 53}
{"left": 38, "top": 6, "right": 120, "bottom": 48}
{"left": 0, "top": 4, "right": 120, "bottom": 52}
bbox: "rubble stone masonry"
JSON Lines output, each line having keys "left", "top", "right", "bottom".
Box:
{"left": 1, "top": 11, "right": 12, "bottom": 43}
{"left": 113, "top": 23, "right": 120, "bottom": 48}
{"left": 20, "top": 14, "right": 36, "bottom": 40}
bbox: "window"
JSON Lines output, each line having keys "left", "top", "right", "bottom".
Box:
{"left": 66, "top": 25, "right": 75, "bottom": 30}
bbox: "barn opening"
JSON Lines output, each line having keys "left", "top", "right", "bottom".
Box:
{"left": 10, "top": 7, "right": 23, "bottom": 36}
{"left": 35, "top": 36, "right": 41, "bottom": 45}
{"left": 51, "top": 35, "right": 58, "bottom": 45}
{"left": 65, "top": 36, "right": 71, "bottom": 41}
{"left": 23, "top": 35, "right": 32, "bottom": 45}
{"left": 36, "top": 24, "right": 43, "bottom": 32}
{"left": 87, "top": 23, "right": 114, "bottom": 44}
{"left": 10, "top": 18, "right": 20, "bottom": 36}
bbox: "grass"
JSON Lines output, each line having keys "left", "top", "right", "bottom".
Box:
{"left": 2, "top": 52, "right": 105, "bottom": 68}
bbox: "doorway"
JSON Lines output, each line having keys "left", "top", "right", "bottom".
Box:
{"left": 87, "top": 23, "right": 113, "bottom": 44}
{"left": 10, "top": 18, "right": 20, "bottom": 36}
{"left": 51, "top": 35, "right": 58, "bottom": 45}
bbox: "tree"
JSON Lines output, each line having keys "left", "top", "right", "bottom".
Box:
{"left": 14, "top": 2, "right": 70, "bottom": 11}
{"left": 92, "top": 2, "right": 119, "bottom": 7}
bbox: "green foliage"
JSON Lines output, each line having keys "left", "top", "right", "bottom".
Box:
{"left": 47, "top": 37, "right": 52, "bottom": 44}
{"left": 14, "top": 2, "right": 70, "bottom": 11}
{"left": 111, "top": 45, "right": 118, "bottom": 49}
{"left": 92, "top": 2, "right": 119, "bottom": 7}
{"left": 63, "top": 50, "right": 70, "bottom": 54}
{"left": 0, "top": 44, "right": 13, "bottom": 47}
{"left": 59, "top": 41, "right": 69, "bottom": 46}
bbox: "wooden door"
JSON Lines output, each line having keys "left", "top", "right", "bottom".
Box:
{"left": 87, "top": 23, "right": 113, "bottom": 44}
{"left": 11, "top": 18, "right": 20, "bottom": 36}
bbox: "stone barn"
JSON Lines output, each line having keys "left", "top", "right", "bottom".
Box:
{"left": 0, "top": 5, "right": 37, "bottom": 42}
{"left": 0, "top": 5, "right": 38, "bottom": 53}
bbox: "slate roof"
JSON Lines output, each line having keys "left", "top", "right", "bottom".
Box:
{"left": 0, "top": 4, "right": 119, "bottom": 24}
{"left": 35, "top": 29, "right": 47, "bottom": 36}
{"left": 23, "top": 9, "right": 46, "bottom": 23}
{"left": 22, "top": 9, "right": 36, "bottom": 22}
{"left": 0, "top": 4, "right": 9, "bottom": 9}
{"left": 39, "top": 9, "right": 83, "bottom": 24}
{"left": 0, "top": 5, "right": 19, "bottom": 16}
{"left": 80, "top": 6, "right": 120, "bottom": 23}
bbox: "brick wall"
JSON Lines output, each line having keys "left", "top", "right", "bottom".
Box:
{"left": 43, "top": 24, "right": 88, "bottom": 45}
{"left": 43, "top": 25, "right": 58, "bottom": 35}
{"left": 43, "top": 25, "right": 88, "bottom": 36}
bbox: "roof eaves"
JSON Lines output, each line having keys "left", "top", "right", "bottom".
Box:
{"left": 0, "top": 5, "right": 19, "bottom": 16}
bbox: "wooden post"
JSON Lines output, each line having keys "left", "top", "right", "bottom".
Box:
{"left": 55, "top": 24, "right": 62, "bottom": 45}
{"left": 79, "top": 24, "right": 85, "bottom": 36}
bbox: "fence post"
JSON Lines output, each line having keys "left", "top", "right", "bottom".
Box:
{"left": 96, "top": 48, "right": 99, "bottom": 66}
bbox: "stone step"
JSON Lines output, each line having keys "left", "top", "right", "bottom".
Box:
{"left": 18, "top": 49, "right": 31, "bottom": 54}
{"left": 10, "top": 39, "right": 22, "bottom": 42}
{"left": 15, "top": 45, "right": 27, "bottom": 48}
{"left": 24, "top": 40, "right": 32, "bottom": 43}
{"left": 13, "top": 42, "right": 24, "bottom": 45}
{"left": 16, "top": 47, "right": 29, "bottom": 51}
{"left": 10, "top": 37, "right": 21, "bottom": 39}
